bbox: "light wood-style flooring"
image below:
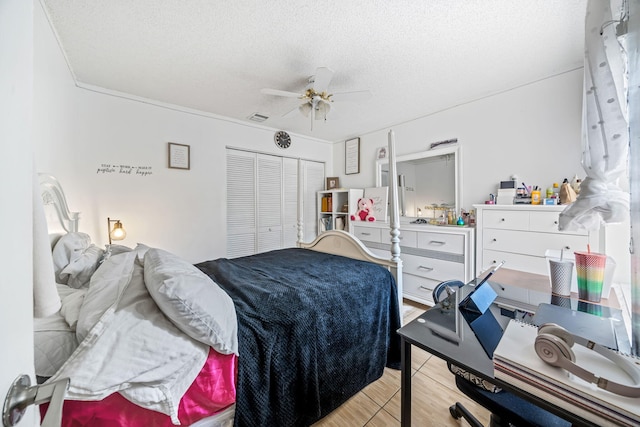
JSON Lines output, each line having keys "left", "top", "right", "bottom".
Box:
{"left": 313, "top": 300, "right": 491, "bottom": 427}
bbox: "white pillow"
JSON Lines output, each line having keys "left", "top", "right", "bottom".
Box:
{"left": 143, "top": 248, "right": 238, "bottom": 355}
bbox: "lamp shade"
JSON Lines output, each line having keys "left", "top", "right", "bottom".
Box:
{"left": 110, "top": 221, "right": 126, "bottom": 241}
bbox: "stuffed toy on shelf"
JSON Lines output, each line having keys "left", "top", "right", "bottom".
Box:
{"left": 351, "top": 198, "right": 376, "bottom": 222}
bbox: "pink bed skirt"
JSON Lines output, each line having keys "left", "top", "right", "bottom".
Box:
{"left": 42, "top": 348, "right": 237, "bottom": 426}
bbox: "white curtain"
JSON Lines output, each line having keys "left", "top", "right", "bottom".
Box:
{"left": 558, "top": 0, "right": 629, "bottom": 232}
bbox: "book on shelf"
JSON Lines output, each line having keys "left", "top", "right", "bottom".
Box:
{"left": 494, "top": 319, "right": 640, "bottom": 427}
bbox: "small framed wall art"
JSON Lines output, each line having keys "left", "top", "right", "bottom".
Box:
{"left": 345, "top": 137, "right": 360, "bottom": 175}
{"left": 168, "top": 142, "right": 190, "bottom": 170}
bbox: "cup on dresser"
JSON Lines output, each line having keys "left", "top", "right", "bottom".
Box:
{"left": 548, "top": 259, "right": 573, "bottom": 297}
{"left": 574, "top": 251, "right": 607, "bottom": 303}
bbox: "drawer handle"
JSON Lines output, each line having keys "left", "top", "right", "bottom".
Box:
{"left": 418, "top": 285, "right": 431, "bottom": 291}
{"left": 418, "top": 266, "right": 434, "bottom": 271}
{"left": 361, "top": 232, "right": 371, "bottom": 236}
{"left": 564, "top": 245, "right": 570, "bottom": 250}
{"left": 429, "top": 240, "right": 446, "bottom": 246}
{"left": 554, "top": 220, "right": 559, "bottom": 225}
{"left": 500, "top": 218, "right": 505, "bottom": 222}
{"left": 492, "top": 238, "right": 497, "bottom": 242}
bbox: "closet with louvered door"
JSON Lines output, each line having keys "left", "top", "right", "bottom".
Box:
{"left": 226, "top": 148, "right": 324, "bottom": 257}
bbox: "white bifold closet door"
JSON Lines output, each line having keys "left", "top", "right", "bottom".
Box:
{"left": 226, "top": 148, "right": 324, "bottom": 258}
{"left": 257, "top": 154, "right": 283, "bottom": 253}
{"left": 227, "top": 150, "right": 257, "bottom": 258}
{"left": 302, "top": 160, "right": 325, "bottom": 243}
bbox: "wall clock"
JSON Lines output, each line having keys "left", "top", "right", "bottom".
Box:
{"left": 274, "top": 131, "right": 291, "bottom": 149}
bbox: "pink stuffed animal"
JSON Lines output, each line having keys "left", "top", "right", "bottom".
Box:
{"left": 350, "top": 198, "right": 376, "bottom": 222}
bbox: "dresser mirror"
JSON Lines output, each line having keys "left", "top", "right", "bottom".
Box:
{"left": 376, "top": 145, "right": 461, "bottom": 220}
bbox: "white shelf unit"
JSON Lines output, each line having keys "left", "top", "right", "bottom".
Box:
{"left": 317, "top": 189, "right": 363, "bottom": 233}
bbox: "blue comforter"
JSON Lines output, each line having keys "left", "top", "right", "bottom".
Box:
{"left": 196, "top": 248, "right": 401, "bottom": 427}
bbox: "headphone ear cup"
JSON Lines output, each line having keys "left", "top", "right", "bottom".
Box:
{"left": 535, "top": 333, "right": 576, "bottom": 367}
{"left": 537, "top": 323, "right": 575, "bottom": 347}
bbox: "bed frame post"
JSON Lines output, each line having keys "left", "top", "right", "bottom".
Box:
{"left": 297, "top": 158, "right": 304, "bottom": 244}
{"left": 387, "top": 130, "right": 403, "bottom": 316}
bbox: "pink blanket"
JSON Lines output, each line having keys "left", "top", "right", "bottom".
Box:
{"left": 42, "top": 349, "right": 236, "bottom": 426}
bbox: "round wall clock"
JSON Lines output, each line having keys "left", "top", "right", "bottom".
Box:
{"left": 274, "top": 131, "right": 292, "bottom": 149}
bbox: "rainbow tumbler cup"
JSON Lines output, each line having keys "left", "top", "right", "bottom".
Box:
{"left": 574, "top": 251, "right": 607, "bottom": 303}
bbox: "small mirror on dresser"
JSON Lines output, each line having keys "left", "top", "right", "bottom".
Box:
{"left": 376, "top": 145, "right": 461, "bottom": 221}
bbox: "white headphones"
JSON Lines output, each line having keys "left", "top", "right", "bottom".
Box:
{"left": 535, "top": 323, "right": 640, "bottom": 397}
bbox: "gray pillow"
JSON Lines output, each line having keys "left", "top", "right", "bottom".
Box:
{"left": 143, "top": 248, "right": 238, "bottom": 355}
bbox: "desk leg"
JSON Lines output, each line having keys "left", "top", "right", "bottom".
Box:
{"left": 401, "top": 338, "right": 411, "bottom": 427}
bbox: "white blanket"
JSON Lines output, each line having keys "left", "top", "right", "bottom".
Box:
{"left": 47, "top": 251, "right": 209, "bottom": 424}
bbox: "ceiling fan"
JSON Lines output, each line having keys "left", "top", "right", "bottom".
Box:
{"left": 261, "top": 67, "right": 372, "bottom": 130}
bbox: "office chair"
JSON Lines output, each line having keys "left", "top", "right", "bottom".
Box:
{"left": 432, "top": 280, "right": 571, "bottom": 427}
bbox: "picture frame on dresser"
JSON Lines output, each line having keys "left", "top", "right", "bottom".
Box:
{"left": 363, "top": 187, "right": 388, "bottom": 222}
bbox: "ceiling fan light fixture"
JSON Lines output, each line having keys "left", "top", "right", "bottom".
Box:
{"left": 315, "top": 101, "right": 330, "bottom": 120}
{"left": 299, "top": 103, "right": 312, "bottom": 118}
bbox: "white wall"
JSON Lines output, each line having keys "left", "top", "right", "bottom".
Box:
{"left": 335, "top": 69, "right": 585, "bottom": 210}
{"left": 33, "top": 2, "right": 332, "bottom": 263}
{"left": 0, "top": 0, "right": 36, "bottom": 424}
{"left": 333, "top": 69, "right": 630, "bottom": 285}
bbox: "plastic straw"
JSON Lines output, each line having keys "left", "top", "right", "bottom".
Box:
{"left": 587, "top": 244, "right": 591, "bottom": 253}
{"left": 560, "top": 248, "right": 564, "bottom": 261}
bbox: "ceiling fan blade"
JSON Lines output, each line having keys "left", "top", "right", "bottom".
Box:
{"left": 282, "top": 105, "right": 301, "bottom": 118}
{"left": 261, "top": 88, "right": 302, "bottom": 98}
{"left": 311, "top": 67, "right": 334, "bottom": 93}
{"left": 330, "top": 90, "right": 372, "bottom": 102}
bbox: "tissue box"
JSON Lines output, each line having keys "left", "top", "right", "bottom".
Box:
{"left": 497, "top": 189, "right": 516, "bottom": 205}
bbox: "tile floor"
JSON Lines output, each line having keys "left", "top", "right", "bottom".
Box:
{"left": 313, "top": 301, "right": 491, "bottom": 426}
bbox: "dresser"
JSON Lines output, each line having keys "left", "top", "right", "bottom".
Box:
{"left": 474, "top": 204, "right": 602, "bottom": 277}
{"left": 351, "top": 221, "right": 475, "bottom": 306}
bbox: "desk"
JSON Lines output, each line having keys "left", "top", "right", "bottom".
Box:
{"left": 397, "top": 278, "right": 628, "bottom": 427}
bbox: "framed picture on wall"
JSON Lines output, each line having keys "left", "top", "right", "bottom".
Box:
{"left": 345, "top": 137, "right": 360, "bottom": 175}
{"left": 326, "top": 177, "right": 340, "bottom": 190}
{"left": 168, "top": 142, "right": 190, "bottom": 170}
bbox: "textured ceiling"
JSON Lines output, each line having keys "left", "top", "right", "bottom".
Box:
{"left": 40, "top": 0, "right": 586, "bottom": 142}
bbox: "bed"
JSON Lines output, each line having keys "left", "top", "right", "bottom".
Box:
{"left": 33, "top": 132, "right": 405, "bottom": 426}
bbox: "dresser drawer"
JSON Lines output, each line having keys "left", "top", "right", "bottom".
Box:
{"left": 529, "top": 211, "right": 588, "bottom": 235}
{"left": 403, "top": 253, "right": 464, "bottom": 282}
{"left": 417, "top": 232, "right": 464, "bottom": 255}
{"left": 484, "top": 210, "right": 529, "bottom": 231}
{"left": 483, "top": 229, "right": 588, "bottom": 257}
{"left": 481, "top": 249, "right": 548, "bottom": 275}
{"left": 403, "top": 273, "right": 439, "bottom": 304}
{"left": 352, "top": 226, "right": 381, "bottom": 243}
{"left": 398, "top": 230, "right": 417, "bottom": 248}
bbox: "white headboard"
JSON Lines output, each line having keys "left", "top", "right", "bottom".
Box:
{"left": 38, "top": 174, "right": 80, "bottom": 243}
